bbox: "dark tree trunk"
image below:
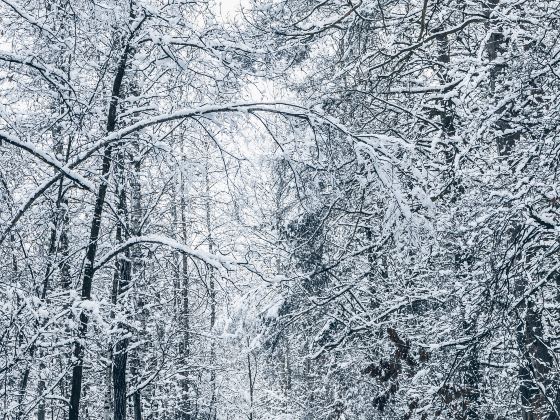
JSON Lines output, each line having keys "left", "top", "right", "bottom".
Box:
{"left": 462, "top": 320, "right": 481, "bottom": 420}
{"left": 129, "top": 94, "right": 144, "bottom": 420}
{"left": 68, "top": 144, "right": 113, "bottom": 420}
{"left": 179, "top": 158, "right": 192, "bottom": 420}
{"left": 113, "top": 143, "right": 132, "bottom": 420}
{"left": 68, "top": 31, "right": 133, "bottom": 420}
{"left": 113, "top": 339, "right": 129, "bottom": 420}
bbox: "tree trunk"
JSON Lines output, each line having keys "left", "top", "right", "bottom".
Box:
{"left": 68, "top": 30, "right": 132, "bottom": 420}
{"left": 246, "top": 337, "right": 256, "bottom": 420}
{"left": 179, "top": 153, "right": 192, "bottom": 420}
{"left": 205, "top": 156, "right": 217, "bottom": 420}
{"left": 130, "top": 134, "right": 144, "bottom": 420}
{"left": 113, "top": 144, "right": 132, "bottom": 420}
{"left": 68, "top": 143, "right": 113, "bottom": 420}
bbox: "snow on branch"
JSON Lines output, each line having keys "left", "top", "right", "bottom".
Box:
{"left": 0, "top": 0, "right": 65, "bottom": 43}
{"left": 94, "top": 235, "right": 235, "bottom": 272}
{"left": 74, "top": 101, "right": 392, "bottom": 161}
{"left": 0, "top": 52, "right": 74, "bottom": 94}
{"left": 0, "top": 101, "right": 394, "bottom": 246}
{"left": 0, "top": 130, "right": 94, "bottom": 191}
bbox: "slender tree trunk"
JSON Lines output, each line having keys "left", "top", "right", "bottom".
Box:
{"left": 68, "top": 32, "right": 132, "bottom": 420}
{"left": 13, "top": 234, "right": 28, "bottom": 420}
{"left": 205, "top": 157, "right": 217, "bottom": 420}
{"left": 113, "top": 144, "right": 132, "bottom": 420}
{"left": 105, "top": 352, "right": 113, "bottom": 420}
{"left": 68, "top": 143, "right": 113, "bottom": 420}
{"left": 113, "top": 311, "right": 130, "bottom": 420}
{"left": 130, "top": 136, "right": 144, "bottom": 420}
{"left": 246, "top": 337, "right": 256, "bottom": 420}
{"left": 179, "top": 154, "right": 192, "bottom": 420}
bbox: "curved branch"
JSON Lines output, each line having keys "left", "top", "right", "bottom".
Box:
{"left": 0, "top": 52, "right": 75, "bottom": 96}
{"left": 0, "top": 131, "right": 93, "bottom": 191}
{"left": 0, "top": 0, "right": 65, "bottom": 42}
{"left": 93, "top": 235, "right": 235, "bottom": 272}
{"left": 0, "top": 101, "right": 393, "bottom": 245}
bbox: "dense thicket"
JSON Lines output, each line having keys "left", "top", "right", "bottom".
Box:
{"left": 0, "top": 0, "right": 559, "bottom": 419}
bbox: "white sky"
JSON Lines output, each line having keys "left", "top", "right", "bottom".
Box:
{"left": 216, "top": 0, "right": 244, "bottom": 18}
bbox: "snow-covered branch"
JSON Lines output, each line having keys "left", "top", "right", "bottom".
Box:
{"left": 94, "top": 235, "right": 235, "bottom": 272}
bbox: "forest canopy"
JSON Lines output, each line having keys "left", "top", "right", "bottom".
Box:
{"left": 0, "top": 0, "right": 559, "bottom": 419}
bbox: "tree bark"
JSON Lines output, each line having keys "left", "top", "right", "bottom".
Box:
{"left": 68, "top": 30, "right": 132, "bottom": 420}
{"left": 130, "top": 137, "right": 144, "bottom": 420}
{"left": 113, "top": 144, "right": 132, "bottom": 420}
{"left": 205, "top": 156, "right": 217, "bottom": 420}
{"left": 179, "top": 152, "right": 192, "bottom": 420}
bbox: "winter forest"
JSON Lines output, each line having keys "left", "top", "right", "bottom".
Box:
{"left": 1, "top": 0, "right": 560, "bottom": 419}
